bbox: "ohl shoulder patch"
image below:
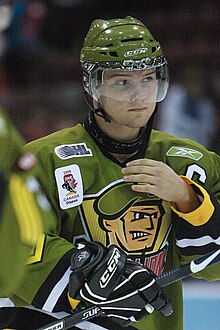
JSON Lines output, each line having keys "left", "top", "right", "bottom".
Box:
{"left": 166, "top": 146, "right": 203, "bottom": 161}
{"left": 54, "top": 143, "right": 92, "bottom": 160}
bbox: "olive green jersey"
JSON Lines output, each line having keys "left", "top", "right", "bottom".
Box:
{"left": 0, "top": 109, "right": 56, "bottom": 294}
{"left": 1, "top": 122, "right": 220, "bottom": 330}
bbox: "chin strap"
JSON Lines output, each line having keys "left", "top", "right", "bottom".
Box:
{"left": 83, "top": 92, "right": 111, "bottom": 123}
{"left": 84, "top": 111, "right": 155, "bottom": 155}
{"left": 94, "top": 107, "right": 111, "bottom": 123}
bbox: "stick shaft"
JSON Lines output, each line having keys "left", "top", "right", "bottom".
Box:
{"left": 38, "top": 249, "right": 220, "bottom": 330}
{"left": 39, "top": 305, "right": 103, "bottom": 330}
{"left": 156, "top": 249, "right": 220, "bottom": 288}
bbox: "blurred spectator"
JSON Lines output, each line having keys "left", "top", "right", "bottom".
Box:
{"left": 0, "top": 1, "right": 219, "bottom": 146}
{"left": 157, "top": 64, "right": 217, "bottom": 150}
{"left": 41, "top": 0, "right": 84, "bottom": 51}
{"left": 0, "top": 0, "right": 13, "bottom": 91}
{"left": 0, "top": 1, "right": 87, "bottom": 141}
{"left": 2, "top": 0, "right": 47, "bottom": 88}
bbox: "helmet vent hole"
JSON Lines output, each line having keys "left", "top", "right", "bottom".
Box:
{"left": 99, "top": 51, "right": 118, "bottom": 57}
{"left": 121, "top": 37, "right": 143, "bottom": 43}
{"left": 152, "top": 46, "right": 157, "bottom": 53}
{"left": 109, "top": 52, "right": 118, "bottom": 57}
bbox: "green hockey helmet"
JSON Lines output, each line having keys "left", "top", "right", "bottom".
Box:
{"left": 80, "top": 16, "right": 169, "bottom": 103}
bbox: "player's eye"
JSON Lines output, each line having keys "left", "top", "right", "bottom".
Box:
{"left": 115, "top": 79, "right": 130, "bottom": 87}
{"left": 143, "top": 75, "right": 156, "bottom": 83}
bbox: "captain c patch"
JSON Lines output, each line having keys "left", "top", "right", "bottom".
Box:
{"left": 54, "top": 165, "right": 83, "bottom": 209}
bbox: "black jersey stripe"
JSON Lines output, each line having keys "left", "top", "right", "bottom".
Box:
{"left": 32, "top": 248, "right": 75, "bottom": 310}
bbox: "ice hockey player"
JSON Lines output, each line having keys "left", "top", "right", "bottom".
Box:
{"left": 1, "top": 16, "right": 220, "bottom": 330}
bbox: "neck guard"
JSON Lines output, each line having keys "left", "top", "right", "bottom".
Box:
{"left": 84, "top": 111, "right": 154, "bottom": 155}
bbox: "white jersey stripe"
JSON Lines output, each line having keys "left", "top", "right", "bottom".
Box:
{"left": 43, "top": 267, "right": 72, "bottom": 312}
{"left": 0, "top": 298, "right": 14, "bottom": 307}
{"left": 176, "top": 235, "right": 220, "bottom": 248}
{"left": 74, "top": 321, "right": 109, "bottom": 330}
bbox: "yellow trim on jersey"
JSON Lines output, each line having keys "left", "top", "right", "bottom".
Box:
{"left": 27, "top": 233, "right": 45, "bottom": 264}
{"left": 9, "top": 174, "right": 43, "bottom": 246}
{"left": 171, "top": 176, "right": 214, "bottom": 226}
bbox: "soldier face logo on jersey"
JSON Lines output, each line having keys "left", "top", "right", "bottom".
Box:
{"left": 100, "top": 202, "right": 164, "bottom": 252}
{"left": 79, "top": 181, "right": 172, "bottom": 275}
{"left": 93, "top": 182, "right": 165, "bottom": 253}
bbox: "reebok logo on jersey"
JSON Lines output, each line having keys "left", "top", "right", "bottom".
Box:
{"left": 166, "top": 146, "right": 203, "bottom": 161}
{"left": 54, "top": 165, "right": 83, "bottom": 209}
{"left": 54, "top": 143, "right": 92, "bottom": 160}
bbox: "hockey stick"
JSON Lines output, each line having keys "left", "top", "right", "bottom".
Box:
{"left": 38, "top": 249, "right": 220, "bottom": 330}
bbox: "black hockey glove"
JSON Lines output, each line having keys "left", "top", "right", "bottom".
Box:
{"left": 68, "top": 242, "right": 172, "bottom": 327}
{"left": 123, "top": 259, "right": 173, "bottom": 320}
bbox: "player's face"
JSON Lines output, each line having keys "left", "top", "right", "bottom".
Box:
{"left": 98, "top": 69, "right": 157, "bottom": 129}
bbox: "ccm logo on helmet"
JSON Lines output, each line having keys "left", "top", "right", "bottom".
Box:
{"left": 124, "top": 48, "right": 148, "bottom": 57}
{"left": 100, "top": 248, "right": 121, "bottom": 288}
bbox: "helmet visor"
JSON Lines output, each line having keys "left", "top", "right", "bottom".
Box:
{"left": 89, "top": 63, "right": 169, "bottom": 103}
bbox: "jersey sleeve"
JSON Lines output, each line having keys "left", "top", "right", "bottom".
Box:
{"left": 0, "top": 110, "right": 44, "bottom": 293}
{"left": 170, "top": 148, "right": 220, "bottom": 279}
{"left": 7, "top": 234, "right": 76, "bottom": 313}
{"left": 5, "top": 190, "right": 77, "bottom": 314}
{"left": 4, "top": 140, "right": 80, "bottom": 314}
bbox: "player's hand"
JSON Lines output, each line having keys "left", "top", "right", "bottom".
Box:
{"left": 68, "top": 242, "right": 172, "bottom": 327}
{"left": 122, "top": 159, "right": 197, "bottom": 209}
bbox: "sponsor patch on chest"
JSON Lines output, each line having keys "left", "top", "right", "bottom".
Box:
{"left": 54, "top": 143, "right": 92, "bottom": 159}
{"left": 166, "top": 146, "right": 203, "bottom": 160}
{"left": 54, "top": 164, "right": 83, "bottom": 209}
